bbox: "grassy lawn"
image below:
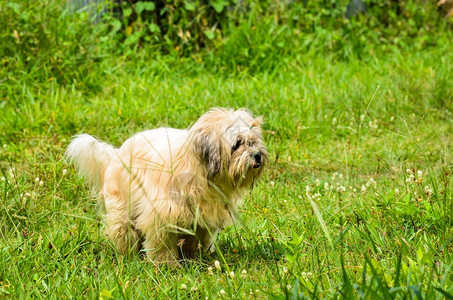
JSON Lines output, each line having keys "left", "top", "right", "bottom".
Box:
{"left": 1, "top": 1, "right": 453, "bottom": 298}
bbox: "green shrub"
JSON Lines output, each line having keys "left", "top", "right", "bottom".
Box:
{"left": 0, "top": 1, "right": 103, "bottom": 89}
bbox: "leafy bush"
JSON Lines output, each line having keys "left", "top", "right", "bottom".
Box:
{"left": 100, "top": 0, "right": 235, "bottom": 55}
{"left": 0, "top": 1, "right": 103, "bottom": 89}
{"left": 1, "top": 0, "right": 451, "bottom": 85}
{"left": 101, "top": 0, "right": 452, "bottom": 58}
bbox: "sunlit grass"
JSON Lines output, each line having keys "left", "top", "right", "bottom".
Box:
{"left": 0, "top": 1, "right": 452, "bottom": 298}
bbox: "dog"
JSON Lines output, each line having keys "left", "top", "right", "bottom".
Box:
{"left": 65, "top": 108, "right": 267, "bottom": 264}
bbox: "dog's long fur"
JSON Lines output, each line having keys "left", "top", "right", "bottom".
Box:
{"left": 66, "top": 108, "right": 267, "bottom": 263}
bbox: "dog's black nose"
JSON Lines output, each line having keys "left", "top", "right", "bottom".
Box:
{"left": 252, "top": 152, "right": 262, "bottom": 168}
{"left": 254, "top": 153, "right": 262, "bottom": 163}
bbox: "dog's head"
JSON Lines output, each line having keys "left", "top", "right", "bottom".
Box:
{"left": 190, "top": 108, "right": 267, "bottom": 189}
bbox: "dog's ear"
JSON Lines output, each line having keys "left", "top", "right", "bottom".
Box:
{"left": 192, "top": 130, "right": 222, "bottom": 179}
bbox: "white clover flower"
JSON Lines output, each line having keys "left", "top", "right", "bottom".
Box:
{"left": 315, "top": 179, "right": 320, "bottom": 186}
{"left": 207, "top": 267, "right": 213, "bottom": 275}
{"left": 395, "top": 188, "right": 399, "bottom": 195}
{"left": 35, "top": 177, "right": 40, "bottom": 183}
{"left": 417, "top": 170, "right": 423, "bottom": 178}
{"left": 369, "top": 120, "right": 378, "bottom": 130}
{"left": 339, "top": 186, "right": 346, "bottom": 193}
{"left": 241, "top": 270, "right": 247, "bottom": 278}
{"left": 214, "top": 260, "right": 221, "bottom": 270}
{"left": 425, "top": 186, "right": 433, "bottom": 195}
{"left": 1, "top": 177, "right": 5, "bottom": 181}
{"left": 305, "top": 185, "right": 310, "bottom": 193}
{"left": 270, "top": 181, "right": 275, "bottom": 186}
{"left": 190, "top": 286, "right": 198, "bottom": 292}
{"left": 332, "top": 172, "right": 338, "bottom": 181}
{"left": 406, "top": 168, "right": 413, "bottom": 173}
{"left": 2, "top": 144, "right": 6, "bottom": 149}
{"left": 361, "top": 185, "right": 366, "bottom": 194}
{"left": 181, "top": 284, "right": 187, "bottom": 290}
{"left": 24, "top": 192, "right": 31, "bottom": 197}
{"left": 339, "top": 173, "right": 343, "bottom": 180}
{"left": 353, "top": 188, "right": 357, "bottom": 193}
{"left": 390, "top": 116, "right": 395, "bottom": 122}
{"left": 39, "top": 180, "right": 44, "bottom": 187}
{"left": 283, "top": 267, "right": 288, "bottom": 273}
{"left": 62, "top": 169, "right": 68, "bottom": 176}
{"left": 229, "top": 271, "right": 235, "bottom": 278}
{"left": 406, "top": 174, "right": 415, "bottom": 183}
{"left": 220, "top": 289, "right": 226, "bottom": 296}
{"left": 366, "top": 178, "right": 377, "bottom": 187}
{"left": 324, "top": 182, "right": 329, "bottom": 189}
{"left": 307, "top": 272, "right": 313, "bottom": 278}
{"left": 287, "top": 285, "right": 292, "bottom": 290}
{"left": 360, "top": 114, "right": 365, "bottom": 122}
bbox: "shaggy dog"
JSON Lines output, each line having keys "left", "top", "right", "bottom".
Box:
{"left": 66, "top": 108, "right": 267, "bottom": 264}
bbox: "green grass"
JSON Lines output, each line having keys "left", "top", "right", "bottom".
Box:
{"left": 1, "top": 1, "right": 453, "bottom": 299}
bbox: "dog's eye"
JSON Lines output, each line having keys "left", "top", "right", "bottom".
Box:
{"left": 232, "top": 139, "right": 242, "bottom": 152}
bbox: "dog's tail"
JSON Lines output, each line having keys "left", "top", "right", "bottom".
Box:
{"left": 65, "top": 134, "right": 118, "bottom": 192}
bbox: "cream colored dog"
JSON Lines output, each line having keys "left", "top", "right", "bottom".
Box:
{"left": 66, "top": 108, "right": 267, "bottom": 264}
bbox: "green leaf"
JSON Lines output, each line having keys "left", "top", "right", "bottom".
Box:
{"left": 110, "top": 19, "right": 122, "bottom": 33}
{"left": 204, "top": 30, "right": 215, "bottom": 40}
{"left": 136, "top": 1, "right": 155, "bottom": 15}
{"left": 124, "top": 31, "right": 142, "bottom": 46}
{"left": 6, "top": 2, "right": 20, "bottom": 14}
{"left": 99, "top": 288, "right": 113, "bottom": 300}
{"left": 416, "top": 247, "right": 423, "bottom": 264}
{"left": 148, "top": 23, "right": 160, "bottom": 33}
{"left": 211, "top": 0, "right": 228, "bottom": 13}
{"left": 123, "top": 7, "right": 132, "bottom": 18}
{"left": 184, "top": 1, "right": 196, "bottom": 11}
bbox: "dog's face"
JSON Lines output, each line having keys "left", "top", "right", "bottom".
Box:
{"left": 191, "top": 108, "right": 267, "bottom": 189}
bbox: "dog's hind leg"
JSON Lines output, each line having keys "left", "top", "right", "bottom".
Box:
{"left": 104, "top": 194, "right": 141, "bottom": 255}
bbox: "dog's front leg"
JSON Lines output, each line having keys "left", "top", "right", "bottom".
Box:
{"left": 198, "top": 227, "right": 219, "bottom": 254}
{"left": 143, "top": 230, "right": 179, "bottom": 265}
